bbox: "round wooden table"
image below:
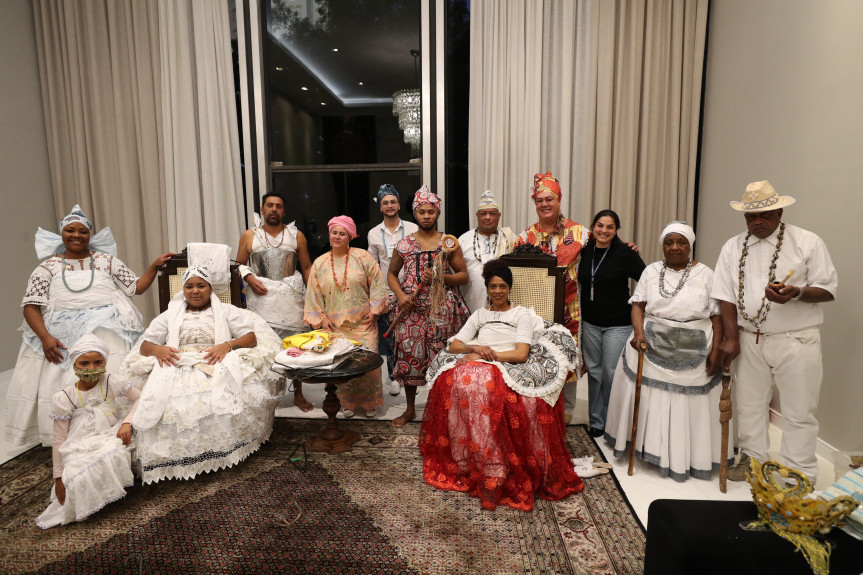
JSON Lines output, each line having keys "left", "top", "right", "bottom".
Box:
{"left": 275, "top": 349, "right": 383, "bottom": 454}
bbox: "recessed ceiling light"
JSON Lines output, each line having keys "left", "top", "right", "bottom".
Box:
{"left": 332, "top": 48, "right": 339, "bottom": 52}
{"left": 301, "top": 86, "right": 308, "bottom": 91}
{"left": 320, "top": 102, "right": 326, "bottom": 106}
{"left": 357, "top": 81, "right": 364, "bottom": 86}
{"left": 275, "top": 66, "right": 283, "bottom": 71}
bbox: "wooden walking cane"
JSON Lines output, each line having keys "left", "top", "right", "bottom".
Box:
{"left": 628, "top": 342, "right": 648, "bottom": 476}
{"left": 718, "top": 371, "right": 733, "bottom": 493}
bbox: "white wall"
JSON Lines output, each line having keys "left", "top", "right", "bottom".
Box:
{"left": 0, "top": 0, "right": 56, "bottom": 369}
{"left": 697, "top": 0, "right": 863, "bottom": 451}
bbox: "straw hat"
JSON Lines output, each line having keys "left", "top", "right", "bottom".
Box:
{"left": 730, "top": 180, "right": 796, "bottom": 212}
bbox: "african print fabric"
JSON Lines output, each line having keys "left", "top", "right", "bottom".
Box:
{"left": 390, "top": 235, "right": 469, "bottom": 386}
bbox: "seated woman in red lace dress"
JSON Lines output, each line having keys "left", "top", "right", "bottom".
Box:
{"left": 419, "top": 259, "right": 584, "bottom": 511}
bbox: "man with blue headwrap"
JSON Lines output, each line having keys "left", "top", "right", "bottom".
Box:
{"left": 367, "top": 184, "right": 418, "bottom": 396}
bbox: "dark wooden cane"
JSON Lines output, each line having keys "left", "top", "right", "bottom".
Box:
{"left": 718, "top": 372, "right": 733, "bottom": 493}
{"left": 628, "top": 342, "right": 648, "bottom": 476}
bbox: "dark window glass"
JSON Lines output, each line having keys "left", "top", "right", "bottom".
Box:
{"left": 265, "top": 0, "right": 422, "bottom": 167}
{"left": 272, "top": 170, "right": 421, "bottom": 261}
{"left": 444, "top": 0, "right": 469, "bottom": 235}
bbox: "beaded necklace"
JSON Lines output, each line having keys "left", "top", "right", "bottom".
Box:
{"left": 262, "top": 225, "right": 286, "bottom": 248}
{"left": 473, "top": 228, "right": 499, "bottom": 262}
{"left": 61, "top": 252, "right": 95, "bottom": 293}
{"left": 75, "top": 376, "right": 114, "bottom": 418}
{"left": 737, "top": 222, "right": 785, "bottom": 341}
{"left": 658, "top": 260, "right": 693, "bottom": 298}
{"left": 330, "top": 248, "right": 350, "bottom": 292}
{"left": 537, "top": 215, "right": 564, "bottom": 253}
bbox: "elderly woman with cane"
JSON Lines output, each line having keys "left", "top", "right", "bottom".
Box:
{"left": 604, "top": 222, "right": 724, "bottom": 481}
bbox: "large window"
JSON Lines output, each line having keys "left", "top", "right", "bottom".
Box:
{"left": 264, "top": 0, "right": 423, "bottom": 259}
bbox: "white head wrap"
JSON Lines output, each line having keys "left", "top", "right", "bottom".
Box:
{"left": 476, "top": 190, "right": 501, "bottom": 212}
{"left": 33, "top": 204, "right": 118, "bottom": 260}
{"left": 59, "top": 204, "right": 93, "bottom": 231}
{"left": 660, "top": 221, "right": 695, "bottom": 247}
{"left": 182, "top": 265, "right": 213, "bottom": 285}
{"left": 69, "top": 333, "right": 109, "bottom": 365}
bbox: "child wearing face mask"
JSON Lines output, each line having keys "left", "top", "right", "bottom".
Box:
{"left": 36, "top": 333, "right": 141, "bottom": 528}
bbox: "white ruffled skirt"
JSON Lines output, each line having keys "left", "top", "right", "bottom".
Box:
{"left": 133, "top": 362, "right": 282, "bottom": 484}
{"left": 36, "top": 422, "right": 134, "bottom": 528}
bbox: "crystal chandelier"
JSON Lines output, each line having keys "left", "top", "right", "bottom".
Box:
{"left": 392, "top": 50, "right": 421, "bottom": 160}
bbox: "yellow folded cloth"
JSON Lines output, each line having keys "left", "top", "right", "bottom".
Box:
{"left": 282, "top": 329, "right": 358, "bottom": 352}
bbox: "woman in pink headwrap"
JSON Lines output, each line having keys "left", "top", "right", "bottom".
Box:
{"left": 304, "top": 216, "right": 389, "bottom": 417}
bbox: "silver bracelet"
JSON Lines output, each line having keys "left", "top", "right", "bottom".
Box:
{"left": 791, "top": 286, "right": 804, "bottom": 301}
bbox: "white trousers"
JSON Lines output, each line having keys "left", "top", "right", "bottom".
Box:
{"left": 733, "top": 326, "right": 822, "bottom": 481}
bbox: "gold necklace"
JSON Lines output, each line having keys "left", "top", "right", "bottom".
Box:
{"left": 737, "top": 222, "right": 785, "bottom": 342}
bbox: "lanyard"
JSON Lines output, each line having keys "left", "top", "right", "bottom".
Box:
{"left": 381, "top": 223, "right": 405, "bottom": 257}
{"left": 590, "top": 246, "right": 610, "bottom": 301}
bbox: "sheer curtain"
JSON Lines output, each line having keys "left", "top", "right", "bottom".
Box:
{"left": 159, "top": 0, "right": 244, "bottom": 250}
{"left": 33, "top": 0, "right": 166, "bottom": 319}
{"left": 33, "top": 0, "right": 245, "bottom": 320}
{"left": 469, "top": 0, "right": 709, "bottom": 263}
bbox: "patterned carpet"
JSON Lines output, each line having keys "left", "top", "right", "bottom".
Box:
{"left": 0, "top": 419, "right": 645, "bottom": 574}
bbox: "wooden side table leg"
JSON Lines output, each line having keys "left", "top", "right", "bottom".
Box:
{"left": 320, "top": 382, "right": 344, "bottom": 441}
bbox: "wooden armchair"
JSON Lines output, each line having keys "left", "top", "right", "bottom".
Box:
{"left": 156, "top": 249, "right": 244, "bottom": 313}
{"left": 498, "top": 252, "right": 565, "bottom": 324}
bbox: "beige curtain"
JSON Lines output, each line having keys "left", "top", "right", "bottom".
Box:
{"left": 159, "top": 0, "right": 244, "bottom": 250}
{"left": 33, "top": 0, "right": 245, "bottom": 321}
{"left": 33, "top": 0, "right": 166, "bottom": 320}
{"left": 469, "top": 0, "right": 709, "bottom": 264}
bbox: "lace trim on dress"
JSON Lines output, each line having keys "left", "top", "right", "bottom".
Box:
{"left": 135, "top": 432, "right": 269, "bottom": 484}
{"left": 49, "top": 414, "right": 73, "bottom": 421}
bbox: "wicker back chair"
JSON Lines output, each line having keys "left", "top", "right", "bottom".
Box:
{"left": 498, "top": 252, "right": 565, "bottom": 324}
{"left": 156, "top": 249, "right": 244, "bottom": 313}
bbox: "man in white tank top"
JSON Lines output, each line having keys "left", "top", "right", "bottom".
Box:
{"left": 237, "top": 192, "right": 314, "bottom": 411}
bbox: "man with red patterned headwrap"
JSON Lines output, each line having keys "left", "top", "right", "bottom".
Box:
{"left": 387, "top": 186, "right": 470, "bottom": 428}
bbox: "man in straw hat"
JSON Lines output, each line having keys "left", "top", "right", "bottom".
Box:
{"left": 457, "top": 190, "right": 516, "bottom": 313}
{"left": 711, "top": 180, "right": 837, "bottom": 483}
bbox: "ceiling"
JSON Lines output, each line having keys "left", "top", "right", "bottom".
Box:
{"left": 267, "top": 0, "right": 421, "bottom": 110}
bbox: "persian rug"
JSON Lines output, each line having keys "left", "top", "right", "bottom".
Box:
{"left": 0, "top": 420, "right": 645, "bottom": 574}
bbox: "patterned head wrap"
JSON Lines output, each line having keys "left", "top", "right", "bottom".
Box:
{"left": 182, "top": 265, "right": 213, "bottom": 285}
{"left": 530, "top": 172, "right": 561, "bottom": 200}
{"left": 660, "top": 221, "right": 695, "bottom": 247}
{"left": 412, "top": 185, "right": 441, "bottom": 214}
{"left": 328, "top": 215, "right": 358, "bottom": 240}
{"left": 476, "top": 190, "right": 500, "bottom": 212}
{"left": 69, "top": 333, "right": 109, "bottom": 365}
{"left": 59, "top": 204, "right": 93, "bottom": 231}
{"left": 375, "top": 184, "right": 399, "bottom": 204}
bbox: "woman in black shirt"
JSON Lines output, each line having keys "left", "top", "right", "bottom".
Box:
{"left": 577, "top": 210, "right": 645, "bottom": 437}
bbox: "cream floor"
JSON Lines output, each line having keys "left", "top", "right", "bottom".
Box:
{"left": 1, "top": 366, "right": 835, "bottom": 527}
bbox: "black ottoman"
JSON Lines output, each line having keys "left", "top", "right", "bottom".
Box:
{"left": 645, "top": 499, "right": 863, "bottom": 575}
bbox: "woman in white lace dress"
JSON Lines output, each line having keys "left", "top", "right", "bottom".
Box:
{"left": 37, "top": 334, "right": 141, "bottom": 528}
{"left": 126, "top": 265, "right": 283, "bottom": 484}
{"left": 5, "top": 205, "right": 171, "bottom": 446}
{"left": 604, "top": 222, "right": 724, "bottom": 481}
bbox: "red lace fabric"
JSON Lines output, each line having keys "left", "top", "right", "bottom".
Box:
{"left": 419, "top": 361, "right": 584, "bottom": 511}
